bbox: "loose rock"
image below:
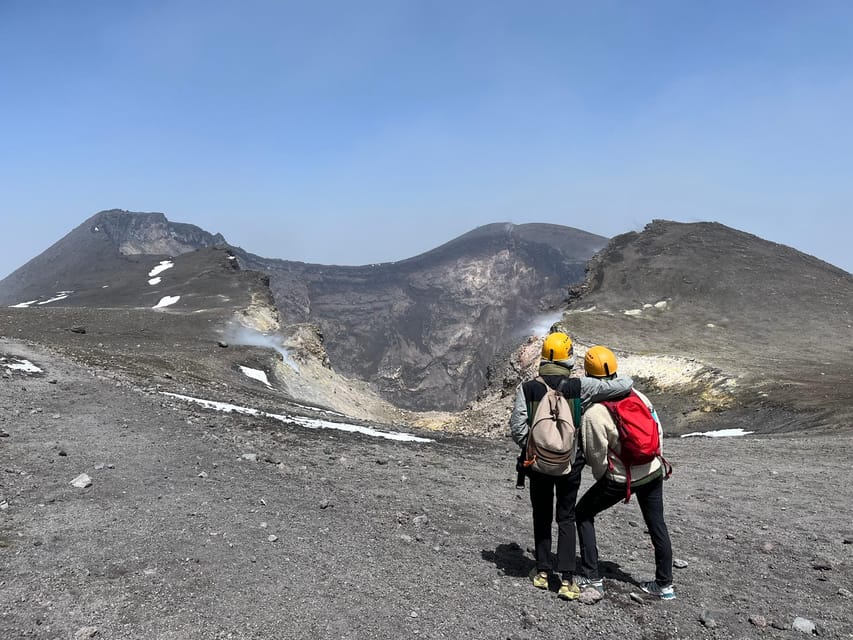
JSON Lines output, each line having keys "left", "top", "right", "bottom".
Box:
{"left": 74, "top": 626, "right": 98, "bottom": 639}
{"left": 70, "top": 474, "right": 92, "bottom": 488}
{"left": 792, "top": 617, "right": 817, "bottom": 634}
{"left": 578, "top": 589, "right": 603, "bottom": 605}
{"left": 812, "top": 558, "right": 832, "bottom": 571}
{"left": 673, "top": 558, "right": 688, "bottom": 569}
{"left": 700, "top": 610, "right": 718, "bottom": 629}
{"left": 749, "top": 614, "right": 767, "bottom": 627}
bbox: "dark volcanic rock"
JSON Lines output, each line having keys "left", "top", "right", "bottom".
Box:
{"left": 0, "top": 211, "right": 606, "bottom": 412}
{"left": 0, "top": 210, "right": 227, "bottom": 307}
{"left": 562, "top": 220, "right": 853, "bottom": 432}
{"left": 234, "top": 223, "right": 607, "bottom": 410}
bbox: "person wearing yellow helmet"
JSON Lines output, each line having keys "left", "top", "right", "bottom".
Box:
{"left": 509, "top": 332, "right": 635, "bottom": 600}
{"left": 574, "top": 346, "right": 676, "bottom": 600}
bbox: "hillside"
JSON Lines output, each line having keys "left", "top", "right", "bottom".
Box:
{"left": 559, "top": 220, "right": 853, "bottom": 432}
{"left": 235, "top": 222, "right": 608, "bottom": 410}
{"left": 1, "top": 212, "right": 850, "bottom": 435}
{"left": 0, "top": 211, "right": 608, "bottom": 412}
{"left": 0, "top": 210, "right": 226, "bottom": 307}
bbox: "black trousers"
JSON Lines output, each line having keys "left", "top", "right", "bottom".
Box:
{"left": 527, "top": 458, "right": 584, "bottom": 579}
{"left": 576, "top": 474, "right": 673, "bottom": 585}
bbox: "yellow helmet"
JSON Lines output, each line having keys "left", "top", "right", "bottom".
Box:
{"left": 541, "top": 332, "right": 573, "bottom": 362}
{"left": 584, "top": 345, "right": 618, "bottom": 377}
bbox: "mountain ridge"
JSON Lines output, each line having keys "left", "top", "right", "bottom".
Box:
{"left": 1, "top": 210, "right": 850, "bottom": 432}
{"left": 0, "top": 210, "right": 608, "bottom": 411}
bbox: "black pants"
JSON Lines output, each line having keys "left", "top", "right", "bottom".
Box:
{"left": 528, "top": 458, "right": 584, "bottom": 579}
{"left": 576, "top": 474, "right": 673, "bottom": 585}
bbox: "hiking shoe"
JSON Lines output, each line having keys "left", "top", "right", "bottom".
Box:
{"left": 557, "top": 579, "right": 580, "bottom": 601}
{"left": 575, "top": 575, "right": 605, "bottom": 594}
{"left": 640, "top": 580, "right": 676, "bottom": 600}
{"left": 531, "top": 571, "right": 549, "bottom": 590}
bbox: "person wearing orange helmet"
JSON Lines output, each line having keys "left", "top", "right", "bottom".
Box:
{"left": 509, "top": 332, "right": 634, "bottom": 600}
{"left": 574, "top": 346, "right": 675, "bottom": 600}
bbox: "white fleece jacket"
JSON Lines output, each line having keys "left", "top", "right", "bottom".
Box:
{"left": 581, "top": 389, "right": 663, "bottom": 484}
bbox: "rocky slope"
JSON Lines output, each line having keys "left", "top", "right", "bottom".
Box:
{"left": 234, "top": 222, "right": 607, "bottom": 411}
{"left": 557, "top": 220, "right": 853, "bottom": 432}
{"left": 0, "top": 210, "right": 226, "bottom": 307}
{"left": 2, "top": 212, "right": 850, "bottom": 436}
{"left": 439, "top": 221, "right": 853, "bottom": 439}
{"left": 0, "top": 211, "right": 607, "bottom": 412}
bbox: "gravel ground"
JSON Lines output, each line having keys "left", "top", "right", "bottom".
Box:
{"left": 1, "top": 339, "right": 852, "bottom": 640}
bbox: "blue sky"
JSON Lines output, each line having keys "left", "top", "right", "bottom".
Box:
{"left": 1, "top": 0, "right": 851, "bottom": 278}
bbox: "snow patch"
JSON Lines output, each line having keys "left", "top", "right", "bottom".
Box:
{"left": 148, "top": 277, "right": 162, "bottom": 285}
{"left": 1, "top": 358, "right": 42, "bottom": 373}
{"left": 37, "top": 291, "right": 73, "bottom": 305}
{"left": 9, "top": 300, "right": 38, "bottom": 308}
{"left": 162, "top": 393, "right": 432, "bottom": 443}
{"left": 148, "top": 260, "right": 174, "bottom": 277}
{"left": 153, "top": 295, "right": 180, "bottom": 309}
{"left": 681, "top": 428, "right": 754, "bottom": 438}
{"left": 624, "top": 309, "right": 643, "bottom": 316}
{"left": 239, "top": 365, "right": 272, "bottom": 388}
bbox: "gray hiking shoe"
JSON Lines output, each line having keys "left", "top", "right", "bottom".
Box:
{"left": 575, "top": 575, "right": 605, "bottom": 594}
{"left": 640, "top": 580, "right": 676, "bottom": 600}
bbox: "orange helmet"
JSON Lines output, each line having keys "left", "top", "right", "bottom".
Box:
{"left": 541, "top": 332, "right": 573, "bottom": 362}
{"left": 584, "top": 346, "right": 618, "bottom": 377}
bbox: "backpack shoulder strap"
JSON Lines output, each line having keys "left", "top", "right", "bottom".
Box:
{"left": 571, "top": 397, "right": 581, "bottom": 427}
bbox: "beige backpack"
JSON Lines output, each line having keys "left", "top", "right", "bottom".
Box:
{"left": 523, "top": 377, "right": 580, "bottom": 475}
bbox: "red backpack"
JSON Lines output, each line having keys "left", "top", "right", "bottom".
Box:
{"left": 600, "top": 390, "right": 672, "bottom": 502}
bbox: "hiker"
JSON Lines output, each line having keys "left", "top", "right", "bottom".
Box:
{"left": 509, "top": 332, "right": 634, "bottom": 600}
{"left": 574, "top": 345, "right": 675, "bottom": 600}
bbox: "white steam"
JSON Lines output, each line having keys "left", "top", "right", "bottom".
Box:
{"left": 226, "top": 325, "right": 300, "bottom": 372}
{"left": 527, "top": 310, "right": 565, "bottom": 337}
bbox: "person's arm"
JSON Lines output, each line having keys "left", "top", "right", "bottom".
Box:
{"left": 509, "top": 385, "right": 529, "bottom": 447}
{"left": 652, "top": 408, "right": 663, "bottom": 456}
{"left": 578, "top": 375, "right": 634, "bottom": 409}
